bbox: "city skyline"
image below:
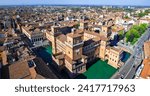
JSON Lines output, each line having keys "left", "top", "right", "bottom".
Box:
{"left": 0, "top": 0, "right": 150, "bottom": 6}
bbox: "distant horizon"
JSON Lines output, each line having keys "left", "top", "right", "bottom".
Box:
{"left": 0, "top": 4, "right": 150, "bottom": 7}
{"left": 0, "top": 0, "right": 150, "bottom": 6}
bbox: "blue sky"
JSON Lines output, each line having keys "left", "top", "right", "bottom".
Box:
{"left": 0, "top": 0, "right": 150, "bottom": 6}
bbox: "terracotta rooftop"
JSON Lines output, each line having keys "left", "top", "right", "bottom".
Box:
{"left": 84, "top": 30, "right": 100, "bottom": 37}
{"left": 144, "top": 40, "right": 150, "bottom": 58}
{"left": 35, "top": 74, "right": 45, "bottom": 79}
{"left": 34, "top": 28, "right": 41, "bottom": 33}
{"left": 60, "top": 21, "right": 79, "bottom": 27}
{"left": 67, "top": 32, "right": 82, "bottom": 38}
{"left": 112, "top": 25, "right": 124, "bottom": 32}
{"left": 33, "top": 57, "right": 58, "bottom": 79}
{"left": 110, "top": 47, "right": 123, "bottom": 54}
{"left": 0, "top": 46, "right": 6, "bottom": 52}
{"left": 140, "top": 59, "right": 150, "bottom": 79}
{"left": 93, "top": 37, "right": 100, "bottom": 42}
{"left": 22, "top": 26, "right": 42, "bottom": 35}
{"left": 9, "top": 61, "right": 31, "bottom": 79}
{"left": 99, "top": 36, "right": 109, "bottom": 41}
{"left": 123, "top": 18, "right": 131, "bottom": 21}
{"left": 57, "top": 34, "right": 67, "bottom": 43}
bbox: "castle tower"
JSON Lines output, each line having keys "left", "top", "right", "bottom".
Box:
{"left": 79, "top": 21, "right": 88, "bottom": 30}
{"left": 50, "top": 26, "right": 61, "bottom": 54}
{"left": 99, "top": 40, "right": 107, "bottom": 60}
{"left": 65, "top": 32, "right": 86, "bottom": 77}
{"left": 100, "top": 26, "right": 111, "bottom": 38}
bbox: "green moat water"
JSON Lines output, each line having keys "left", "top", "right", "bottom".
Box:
{"left": 36, "top": 46, "right": 52, "bottom": 64}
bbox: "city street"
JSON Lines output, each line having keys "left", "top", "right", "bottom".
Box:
{"left": 111, "top": 28, "right": 150, "bottom": 79}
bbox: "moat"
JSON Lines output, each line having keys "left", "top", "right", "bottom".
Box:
{"left": 35, "top": 45, "right": 130, "bottom": 79}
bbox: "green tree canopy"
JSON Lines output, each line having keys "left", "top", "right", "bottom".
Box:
{"left": 125, "top": 23, "right": 148, "bottom": 44}
{"left": 130, "top": 29, "right": 140, "bottom": 38}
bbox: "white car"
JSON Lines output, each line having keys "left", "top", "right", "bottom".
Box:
{"left": 135, "top": 64, "right": 144, "bottom": 77}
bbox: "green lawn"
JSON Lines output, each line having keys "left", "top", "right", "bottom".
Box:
{"left": 77, "top": 60, "right": 117, "bottom": 79}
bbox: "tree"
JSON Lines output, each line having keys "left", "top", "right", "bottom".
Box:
{"left": 145, "top": 10, "right": 149, "bottom": 14}
{"left": 131, "top": 29, "right": 140, "bottom": 38}
{"left": 137, "top": 10, "right": 149, "bottom": 18}
{"left": 128, "top": 33, "right": 134, "bottom": 42}
{"left": 139, "top": 23, "right": 148, "bottom": 34}
{"left": 124, "top": 16, "right": 129, "bottom": 19}
{"left": 140, "top": 23, "right": 148, "bottom": 29}
{"left": 138, "top": 12, "right": 147, "bottom": 17}
{"left": 139, "top": 25, "right": 145, "bottom": 34}
{"left": 125, "top": 30, "right": 131, "bottom": 42}
{"left": 132, "top": 25, "right": 140, "bottom": 31}
{"left": 125, "top": 23, "right": 148, "bottom": 44}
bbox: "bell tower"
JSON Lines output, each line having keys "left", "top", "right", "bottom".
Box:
{"left": 99, "top": 40, "right": 107, "bottom": 60}
{"left": 50, "top": 26, "right": 61, "bottom": 54}
{"left": 100, "top": 26, "right": 111, "bottom": 38}
{"left": 79, "top": 21, "right": 88, "bottom": 30}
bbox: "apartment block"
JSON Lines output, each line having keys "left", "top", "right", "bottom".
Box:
{"left": 22, "top": 24, "right": 45, "bottom": 44}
